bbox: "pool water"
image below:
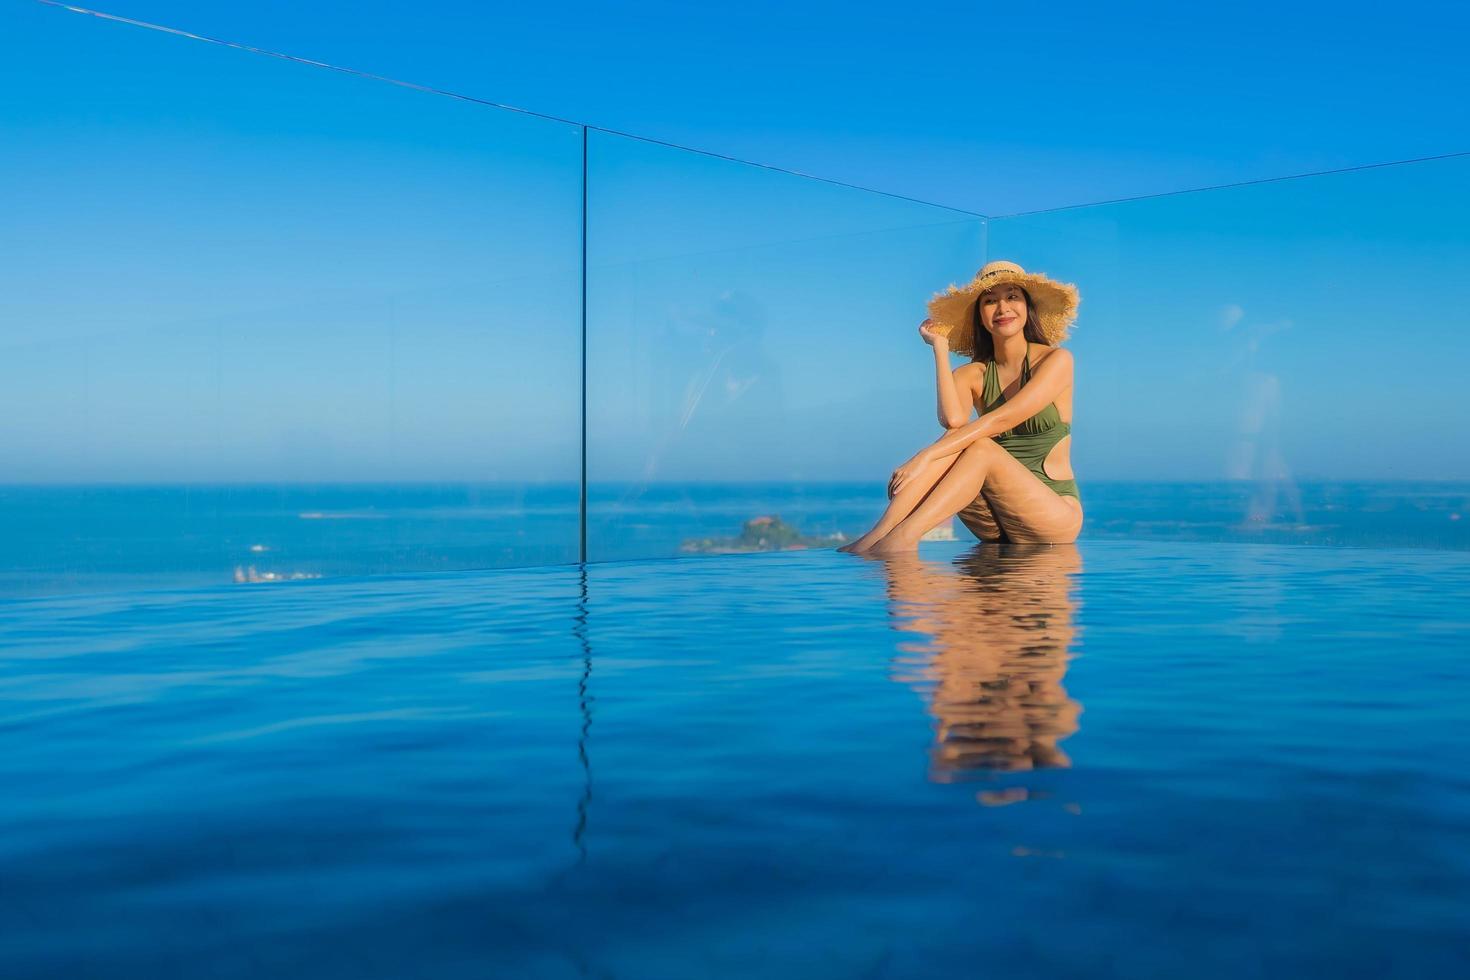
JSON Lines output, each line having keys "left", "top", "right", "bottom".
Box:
{"left": 3, "top": 540, "right": 1468, "bottom": 977}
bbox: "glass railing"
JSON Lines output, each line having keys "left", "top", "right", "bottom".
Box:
{"left": 1, "top": 1, "right": 584, "bottom": 594}
{"left": 585, "top": 129, "right": 984, "bottom": 562}
{"left": 4, "top": 1, "right": 1466, "bottom": 596}
{"left": 987, "top": 155, "right": 1470, "bottom": 550}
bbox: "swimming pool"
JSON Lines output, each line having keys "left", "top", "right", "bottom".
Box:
{"left": 3, "top": 539, "right": 1468, "bottom": 977}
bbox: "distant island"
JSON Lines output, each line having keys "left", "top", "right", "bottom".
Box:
{"left": 681, "top": 515, "right": 848, "bottom": 554}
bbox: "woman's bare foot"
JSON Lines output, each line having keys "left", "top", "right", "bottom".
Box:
{"left": 838, "top": 533, "right": 881, "bottom": 554}
{"left": 868, "top": 531, "right": 920, "bottom": 555}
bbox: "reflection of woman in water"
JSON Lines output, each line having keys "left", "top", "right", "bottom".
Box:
{"left": 881, "top": 546, "right": 1083, "bottom": 778}
{"left": 840, "top": 261, "right": 1084, "bottom": 554}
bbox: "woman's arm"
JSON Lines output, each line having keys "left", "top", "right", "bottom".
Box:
{"left": 934, "top": 348, "right": 974, "bottom": 429}
{"left": 920, "top": 348, "right": 1075, "bottom": 463}
{"left": 889, "top": 350, "right": 1075, "bottom": 498}
{"left": 921, "top": 318, "right": 972, "bottom": 429}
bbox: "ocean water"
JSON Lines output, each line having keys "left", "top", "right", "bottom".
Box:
{"left": 2, "top": 540, "right": 1468, "bottom": 977}
{"left": 2, "top": 480, "right": 1467, "bottom": 596}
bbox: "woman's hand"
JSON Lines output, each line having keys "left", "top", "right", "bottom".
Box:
{"left": 889, "top": 450, "right": 933, "bottom": 499}
{"left": 918, "top": 318, "right": 947, "bottom": 349}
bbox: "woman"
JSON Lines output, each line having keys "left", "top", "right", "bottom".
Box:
{"left": 839, "top": 260, "right": 1084, "bottom": 554}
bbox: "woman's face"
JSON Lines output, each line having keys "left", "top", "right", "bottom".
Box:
{"left": 978, "top": 283, "right": 1028, "bottom": 338}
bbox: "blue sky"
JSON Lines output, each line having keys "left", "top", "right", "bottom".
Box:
{"left": 12, "top": 0, "right": 1468, "bottom": 214}
{"left": 2, "top": 0, "right": 1468, "bottom": 483}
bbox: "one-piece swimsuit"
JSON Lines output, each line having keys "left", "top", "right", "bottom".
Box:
{"left": 978, "top": 341, "right": 1081, "bottom": 502}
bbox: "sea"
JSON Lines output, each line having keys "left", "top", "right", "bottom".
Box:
{"left": 1, "top": 480, "right": 1467, "bottom": 597}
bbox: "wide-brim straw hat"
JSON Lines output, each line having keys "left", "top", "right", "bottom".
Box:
{"left": 927, "top": 260, "right": 1080, "bottom": 357}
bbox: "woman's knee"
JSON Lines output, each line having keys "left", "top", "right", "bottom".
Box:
{"left": 956, "top": 439, "right": 1004, "bottom": 468}
{"left": 960, "top": 438, "right": 1003, "bottom": 458}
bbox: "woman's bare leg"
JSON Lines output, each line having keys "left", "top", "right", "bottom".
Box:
{"left": 839, "top": 453, "right": 962, "bottom": 554}
{"left": 869, "top": 441, "right": 1006, "bottom": 554}
{"left": 872, "top": 439, "right": 1084, "bottom": 554}
{"left": 956, "top": 491, "right": 1007, "bottom": 543}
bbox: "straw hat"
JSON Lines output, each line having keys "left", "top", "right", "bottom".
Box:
{"left": 926, "top": 260, "right": 1080, "bottom": 357}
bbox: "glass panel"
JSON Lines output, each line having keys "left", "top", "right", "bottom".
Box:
{"left": 0, "top": 3, "right": 584, "bottom": 595}
{"left": 988, "top": 157, "right": 1470, "bottom": 549}
{"left": 586, "top": 131, "right": 986, "bottom": 562}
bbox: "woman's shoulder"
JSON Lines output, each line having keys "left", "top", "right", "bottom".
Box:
{"left": 1033, "top": 344, "right": 1073, "bottom": 369}
{"left": 952, "top": 360, "right": 984, "bottom": 380}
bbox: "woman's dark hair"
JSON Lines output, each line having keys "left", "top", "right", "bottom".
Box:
{"left": 970, "top": 285, "right": 1048, "bottom": 362}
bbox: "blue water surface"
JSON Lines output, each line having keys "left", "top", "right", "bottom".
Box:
{"left": 3, "top": 481, "right": 1467, "bottom": 596}
{"left": 2, "top": 540, "right": 1468, "bottom": 977}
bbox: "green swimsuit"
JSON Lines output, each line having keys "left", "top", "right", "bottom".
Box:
{"left": 978, "top": 342, "right": 1081, "bottom": 502}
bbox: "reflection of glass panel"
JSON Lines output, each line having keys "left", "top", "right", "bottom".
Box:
{"left": 0, "top": 4, "right": 583, "bottom": 594}
{"left": 586, "top": 131, "right": 986, "bottom": 562}
{"left": 989, "top": 158, "right": 1470, "bottom": 548}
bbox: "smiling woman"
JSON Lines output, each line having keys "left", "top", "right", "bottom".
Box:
{"left": 839, "top": 260, "right": 1084, "bottom": 554}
